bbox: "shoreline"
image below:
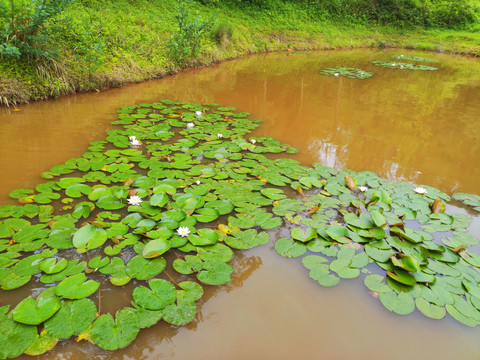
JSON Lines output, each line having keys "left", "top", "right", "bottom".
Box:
{"left": 2, "top": 28, "right": 479, "bottom": 107}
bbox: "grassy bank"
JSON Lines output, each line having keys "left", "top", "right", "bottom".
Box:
{"left": 1, "top": 0, "right": 479, "bottom": 106}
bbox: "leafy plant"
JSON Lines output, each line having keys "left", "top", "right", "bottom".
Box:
{"left": 167, "top": 0, "right": 216, "bottom": 67}
{"left": 0, "top": 0, "right": 74, "bottom": 60}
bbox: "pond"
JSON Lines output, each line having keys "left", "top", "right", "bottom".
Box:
{"left": 1, "top": 49, "right": 480, "bottom": 360}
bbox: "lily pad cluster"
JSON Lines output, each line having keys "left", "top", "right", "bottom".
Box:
{"left": 271, "top": 171, "right": 480, "bottom": 324}
{"left": 0, "top": 100, "right": 479, "bottom": 358}
{"left": 319, "top": 67, "right": 373, "bottom": 79}
{"left": 372, "top": 60, "right": 438, "bottom": 71}
{"left": 0, "top": 100, "right": 300, "bottom": 358}
{"left": 453, "top": 193, "right": 480, "bottom": 212}
{"left": 391, "top": 54, "right": 438, "bottom": 63}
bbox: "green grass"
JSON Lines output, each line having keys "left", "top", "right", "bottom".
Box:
{"left": 1, "top": 0, "right": 480, "bottom": 105}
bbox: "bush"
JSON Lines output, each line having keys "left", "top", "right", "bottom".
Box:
{"left": 167, "top": 0, "right": 216, "bottom": 67}
{"left": 0, "top": 0, "right": 74, "bottom": 60}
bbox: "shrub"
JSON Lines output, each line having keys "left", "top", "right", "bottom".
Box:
{"left": 0, "top": 0, "right": 74, "bottom": 60}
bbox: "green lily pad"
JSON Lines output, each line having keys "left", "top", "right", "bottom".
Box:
{"left": 126, "top": 255, "right": 166, "bottom": 280}
{"left": 142, "top": 238, "right": 171, "bottom": 258}
{"left": 72, "top": 224, "right": 108, "bottom": 252}
{"left": 364, "top": 274, "right": 391, "bottom": 293}
{"left": 55, "top": 273, "right": 100, "bottom": 299}
{"left": 379, "top": 291, "right": 415, "bottom": 315}
{"left": 0, "top": 310, "right": 37, "bottom": 359}
{"left": 13, "top": 288, "right": 61, "bottom": 325}
{"left": 133, "top": 279, "right": 176, "bottom": 310}
{"left": 197, "top": 261, "right": 234, "bottom": 285}
{"left": 90, "top": 307, "right": 140, "bottom": 350}
{"left": 225, "top": 229, "right": 270, "bottom": 250}
{"left": 177, "top": 281, "right": 204, "bottom": 302}
{"left": 274, "top": 237, "right": 306, "bottom": 258}
{"left": 162, "top": 300, "right": 197, "bottom": 326}
{"left": 40, "top": 258, "right": 68, "bottom": 274}
{"left": 291, "top": 227, "right": 317, "bottom": 243}
{"left": 44, "top": 298, "right": 97, "bottom": 339}
{"left": 415, "top": 297, "right": 446, "bottom": 320}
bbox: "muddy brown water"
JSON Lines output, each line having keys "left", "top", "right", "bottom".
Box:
{"left": 1, "top": 49, "right": 480, "bottom": 359}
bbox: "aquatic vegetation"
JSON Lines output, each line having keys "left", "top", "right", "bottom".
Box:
{"left": 319, "top": 67, "right": 373, "bottom": 79}
{"left": 453, "top": 193, "right": 480, "bottom": 212}
{"left": 0, "top": 100, "right": 479, "bottom": 358}
{"left": 391, "top": 55, "right": 438, "bottom": 63}
{"left": 372, "top": 60, "right": 438, "bottom": 70}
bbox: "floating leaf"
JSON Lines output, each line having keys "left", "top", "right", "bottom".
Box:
{"left": 0, "top": 310, "right": 37, "bottom": 359}
{"left": 197, "top": 261, "right": 234, "bottom": 285}
{"left": 379, "top": 291, "right": 415, "bottom": 315}
{"left": 13, "top": 289, "right": 61, "bottom": 325}
{"left": 55, "top": 273, "right": 100, "bottom": 300}
{"left": 274, "top": 237, "right": 306, "bottom": 258}
{"left": 364, "top": 274, "right": 390, "bottom": 293}
{"left": 162, "top": 301, "right": 197, "bottom": 326}
{"left": 90, "top": 308, "right": 140, "bottom": 350}
{"left": 72, "top": 224, "right": 108, "bottom": 252}
{"left": 133, "top": 279, "right": 176, "bottom": 310}
{"left": 44, "top": 298, "right": 97, "bottom": 339}
{"left": 126, "top": 256, "right": 166, "bottom": 280}
{"left": 415, "top": 297, "right": 446, "bottom": 320}
{"left": 142, "top": 239, "right": 171, "bottom": 258}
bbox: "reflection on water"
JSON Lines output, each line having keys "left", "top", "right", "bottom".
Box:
{"left": 3, "top": 49, "right": 480, "bottom": 359}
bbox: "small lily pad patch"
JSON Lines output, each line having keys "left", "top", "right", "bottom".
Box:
{"left": 372, "top": 60, "right": 437, "bottom": 71}
{"left": 320, "top": 67, "right": 373, "bottom": 79}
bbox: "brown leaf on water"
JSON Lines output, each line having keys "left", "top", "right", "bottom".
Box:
{"left": 296, "top": 186, "right": 306, "bottom": 197}
{"left": 18, "top": 196, "right": 34, "bottom": 204}
{"left": 308, "top": 205, "right": 319, "bottom": 215}
{"left": 431, "top": 198, "right": 445, "bottom": 213}
{"left": 128, "top": 189, "right": 138, "bottom": 197}
{"left": 344, "top": 175, "right": 355, "bottom": 190}
{"left": 123, "top": 178, "right": 135, "bottom": 187}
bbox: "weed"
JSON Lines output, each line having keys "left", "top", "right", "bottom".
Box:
{"left": 0, "top": 0, "right": 74, "bottom": 60}
{"left": 167, "top": 0, "right": 216, "bottom": 67}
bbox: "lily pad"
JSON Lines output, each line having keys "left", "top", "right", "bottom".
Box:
{"left": 55, "top": 273, "right": 100, "bottom": 300}
{"left": 274, "top": 237, "right": 306, "bottom": 258}
{"left": 90, "top": 307, "right": 140, "bottom": 350}
{"left": 379, "top": 291, "right": 415, "bottom": 315}
{"left": 0, "top": 310, "right": 37, "bottom": 359}
{"left": 13, "top": 288, "right": 61, "bottom": 325}
{"left": 132, "top": 279, "right": 176, "bottom": 310}
{"left": 44, "top": 298, "right": 97, "bottom": 339}
{"left": 162, "top": 300, "right": 197, "bottom": 326}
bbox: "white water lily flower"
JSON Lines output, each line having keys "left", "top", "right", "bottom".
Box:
{"left": 217, "top": 133, "right": 223, "bottom": 139}
{"left": 177, "top": 227, "right": 191, "bottom": 237}
{"left": 334, "top": 72, "right": 339, "bottom": 77}
{"left": 359, "top": 186, "right": 368, "bottom": 192}
{"left": 250, "top": 139, "right": 256, "bottom": 144}
{"left": 130, "top": 138, "right": 141, "bottom": 146}
{"left": 127, "top": 195, "right": 143, "bottom": 205}
{"left": 195, "top": 111, "right": 202, "bottom": 118}
{"left": 129, "top": 135, "right": 137, "bottom": 141}
{"left": 187, "top": 122, "right": 195, "bottom": 129}
{"left": 196, "top": 180, "right": 201, "bottom": 185}
{"left": 392, "top": 62, "right": 396, "bottom": 67}
{"left": 414, "top": 186, "right": 427, "bottom": 195}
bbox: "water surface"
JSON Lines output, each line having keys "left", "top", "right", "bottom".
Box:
{"left": 2, "top": 48, "right": 480, "bottom": 359}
